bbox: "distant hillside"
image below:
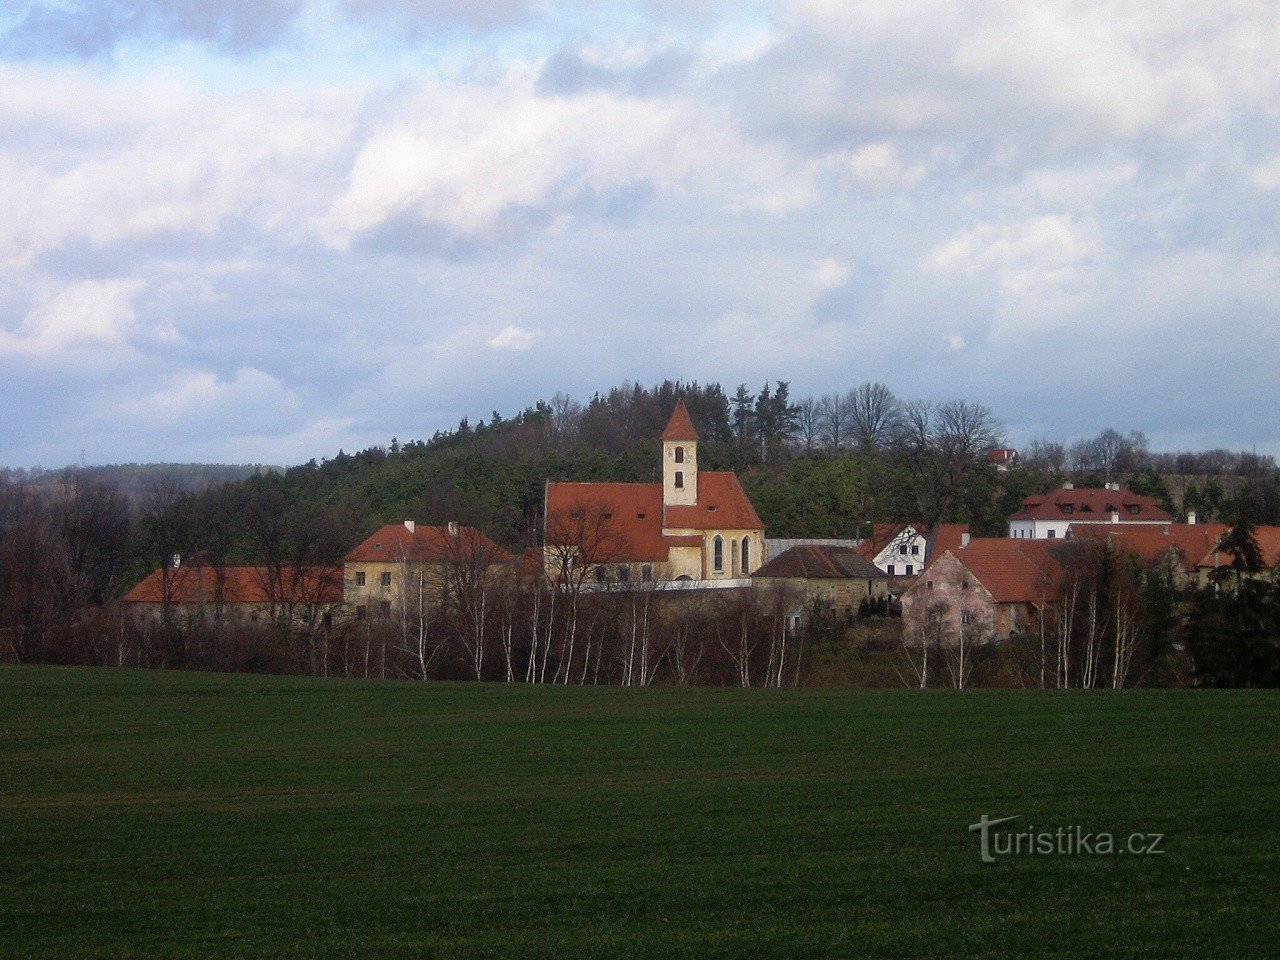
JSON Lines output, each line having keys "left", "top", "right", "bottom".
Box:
{"left": 3, "top": 463, "right": 280, "bottom": 501}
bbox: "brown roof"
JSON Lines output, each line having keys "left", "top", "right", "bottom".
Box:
{"left": 344, "top": 524, "right": 509, "bottom": 563}
{"left": 1069, "top": 523, "right": 1230, "bottom": 572}
{"left": 545, "top": 473, "right": 762, "bottom": 563}
{"left": 1197, "top": 525, "right": 1280, "bottom": 570}
{"left": 545, "top": 482, "right": 690, "bottom": 562}
{"left": 661, "top": 401, "right": 700, "bottom": 441}
{"left": 986, "top": 448, "right": 1018, "bottom": 464}
{"left": 754, "top": 545, "right": 886, "bottom": 580}
{"left": 934, "top": 538, "right": 1064, "bottom": 604}
{"left": 1010, "top": 487, "right": 1172, "bottom": 522}
{"left": 124, "top": 564, "right": 343, "bottom": 605}
{"left": 665, "top": 472, "right": 763, "bottom": 530}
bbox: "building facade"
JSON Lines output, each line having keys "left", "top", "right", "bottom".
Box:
{"left": 544, "top": 402, "right": 766, "bottom": 584}
{"left": 1008, "top": 483, "right": 1173, "bottom": 540}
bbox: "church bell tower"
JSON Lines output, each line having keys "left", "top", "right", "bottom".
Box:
{"left": 661, "top": 401, "right": 699, "bottom": 507}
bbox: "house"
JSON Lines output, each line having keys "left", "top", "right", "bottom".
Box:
{"left": 1008, "top": 482, "right": 1172, "bottom": 540}
{"left": 544, "top": 401, "right": 765, "bottom": 584}
{"left": 753, "top": 545, "right": 888, "bottom": 620}
{"left": 857, "top": 522, "right": 970, "bottom": 579}
{"left": 343, "top": 521, "right": 510, "bottom": 618}
{"left": 901, "top": 537, "right": 1063, "bottom": 643}
{"left": 124, "top": 557, "right": 342, "bottom": 627}
{"left": 1070, "top": 522, "right": 1280, "bottom": 587}
{"left": 985, "top": 448, "right": 1018, "bottom": 472}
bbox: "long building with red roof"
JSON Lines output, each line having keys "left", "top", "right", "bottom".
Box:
{"left": 124, "top": 558, "right": 343, "bottom": 626}
{"left": 544, "top": 401, "right": 765, "bottom": 583}
{"left": 1008, "top": 482, "right": 1173, "bottom": 540}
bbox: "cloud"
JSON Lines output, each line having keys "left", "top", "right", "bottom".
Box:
{"left": 0, "top": 277, "right": 145, "bottom": 356}
{"left": 487, "top": 325, "right": 542, "bottom": 351}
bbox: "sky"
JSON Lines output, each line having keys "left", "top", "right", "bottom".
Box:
{"left": 2, "top": 0, "right": 1279, "bottom": 467}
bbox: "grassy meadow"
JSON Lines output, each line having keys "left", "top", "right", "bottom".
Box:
{"left": 0, "top": 666, "right": 1276, "bottom": 959}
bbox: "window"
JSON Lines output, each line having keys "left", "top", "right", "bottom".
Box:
{"left": 1129, "top": 504, "right": 1140, "bottom": 515}
{"left": 961, "top": 580, "right": 970, "bottom": 591}
{"left": 961, "top": 612, "right": 972, "bottom": 626}
{"left": 674, "top": 471, "right": 684, "bottom": 489}
{"left": 674, "top": 446, "right": 684, "bottom": 463}
{"left": 899, "top": 544, "right": 908, "bottom": 555}
{"left": 355, "top": 605, "right": 366, "bottom": 619}
{"left": 741, "top": 537, "right": 750, "bottom": 572}
{"left": 355, "top": 571, "right": 366, "bottom": 586}
{"left": 926, "top": 580, "right": 934, "bottom": 589}
{"left": 905, "top": 564, "right": 913, "bottom": 575}
{"left": 713, "top": 536, "right": 724, "bottom": 573}
{"left": 618, "top": 565, "right": 630, "bottom": 582}
{"left": 380, "top": 571, "right": 392, "bottom": 587}
{"left": 911, "top": 544, "right": 919, "bottom": 555}
{"left": 1061, "top": 504, "right": 1074, "bottom": 514}
{"left": 641, "top": 564, "right": 653, "bottom": 582}
{"left": 379, "top": 600, "right": 391, "bottom": 617}
{"left": 887, "top": 564, "right": 896, "bottom": 576}
{"left": 595, "top": 567, "right": 609, "bottom": 583}
{"left": 1047, "top": 530, "right": 1056, "bottom": 539}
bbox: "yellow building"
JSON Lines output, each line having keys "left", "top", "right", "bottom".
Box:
{"left": 544, "top": 402, "right": 766, "bottom": 583}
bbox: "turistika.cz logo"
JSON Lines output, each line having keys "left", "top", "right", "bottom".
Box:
{"left": 969, "top": 814, "right": 1166, "bottom": 864}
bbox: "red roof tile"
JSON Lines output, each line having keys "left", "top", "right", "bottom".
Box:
{"left": 1069, "top": 523, "right": 1229, "bottom": 572}
{"left": 665, "top": 472, "right": 763, "bottom": 530}
{"left": 1010, "top": 487, "right": 1172, "bottom": 522}
{"left": 935, "top": 538, "right": 1064, "bottom": 604}
{"left": 661, "top": 401, "right": 699, "bottom": 441}
{"left": 344, "top": 524, "right": 509, "bottom": 563}
{"left": 124, "top": 565, "right": 343, "bottom": 605}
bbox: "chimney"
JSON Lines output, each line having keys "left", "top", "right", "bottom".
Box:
{"left": 1187, "top": 511, "right": 1197, "bottom": 526}
{"left": 1110, "top": 510, "right": 1120, "bottom": 524}
{"left": 171, "top": 553, "right": 181, "bottom": 569}
{"left": 960, "top": 532, "right": 971, "bottom": 548}
{"left": 404, "top": 520, "right": 416, "bottom": 534}
{"left": 1063, "top": 481, "right": 1074, "bottom": 490}
{"left": 447, "top": 521, "right": 459, "bottom": 537}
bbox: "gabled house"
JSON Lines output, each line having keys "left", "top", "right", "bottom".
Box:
{"left": 343, "top": 521, "right": 510, "bottom": 618}
{"left": 985, "top": 448, "right": 1018, "bottom": 472}
{"left": 1008, "top": 483, "right": 1172, "bottom": 540}
{"left": 901, "top": 537, "right": 1063, "bottom": 643}
{"left": 1070, "top": 522, "right": 1280, "bottom": 587}
{"left": 124, "top": 557, "right": 343, "bottom": 627}
{"left": 543, "top": 402, "right": 765, "bottom": 584}
{"left": 752, "top": 544, "right": 889, "bottom": 620}
{"left": 857, "top": 522, "right": 970, "bottom": 579}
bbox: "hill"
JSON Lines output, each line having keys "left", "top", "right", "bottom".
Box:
{"left": 1, "top": 666, "right": 1276, "bottom": 958}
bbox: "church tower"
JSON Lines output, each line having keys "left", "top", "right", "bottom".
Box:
{"left": 662, "top": 401, "right": 698, "bottom": 507}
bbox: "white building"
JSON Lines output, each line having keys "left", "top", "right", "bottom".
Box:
{"left": 1007, "top": 482, "right": 1173, "bottom": 540}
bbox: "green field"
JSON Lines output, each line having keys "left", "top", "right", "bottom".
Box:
{"left": 1, "top": 668, "right": 1277, "bottom": 959}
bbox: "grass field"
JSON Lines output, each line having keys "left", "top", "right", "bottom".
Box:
{"left": 1, "top": 667, "right": 1277, "bottom": 959}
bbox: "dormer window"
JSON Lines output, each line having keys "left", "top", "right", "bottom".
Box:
{"left": 674, "top": 446, "right": 684, "bottom": 463}
{"left": 603, "top": 512, "right": 613, "bottom": 520}
{"left": 707, "top": 505, "right": 716, "bottom": 512}
{"left": 1128, "top": 504, "right": 1140, "bottom": 515}
{"left": 1060, "top": 504, "right": 1074, "bottom": 514}
{"left": 636, "top": 512, "right": 646, "bottom": 520}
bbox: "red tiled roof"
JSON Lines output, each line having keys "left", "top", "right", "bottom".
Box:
{"left": 545, "top": 482, "right": 692, "bottom": 562}
{"left": 661, "top": 401, "right": 699, "bottom": 441}
{"left": 986, "top": 448, "right": 1018, "bottom": 464}
{"left": 124, "top": 565, "right": 343, "bottom": 605}
{"left": 1069, "top": 523, "right": 1230, "bottom": 572}
{"left": 936, "top": 539, "right": 1064, "bottom": 604}
{"left": 665, "top": 472, "right": 763, "bottom": 530}
{"left": 1010, "top": 487, "right": 1173, "bottom": 522}
{"left": 1197, "top": 525, "right": 1280, "bottom": 571}
{"left": 754, "top": 545, "right": 885, "bottom": 580}
{"left": 344, "top": 524, "right": 509, "bottom": 563}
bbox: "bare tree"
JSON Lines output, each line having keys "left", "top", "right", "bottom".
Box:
{"left": 817, "top": 393, "right": 852, "bottom": 450}
{"left": 848, "top": 383, "right": 901, "bottom": 450}
{"left": 794, "top": 397, "right": 822, "bottom": 454}
{"left": 894, "top": 399, "right": 1002, "bottom": 530}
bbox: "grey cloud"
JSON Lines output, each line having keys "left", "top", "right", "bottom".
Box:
{"left": 536, "top": 46, "right": 695, "bottom": 98}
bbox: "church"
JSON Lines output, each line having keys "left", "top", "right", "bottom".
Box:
{"left": 544, "top": 402, "right": 766, "bottom": 583}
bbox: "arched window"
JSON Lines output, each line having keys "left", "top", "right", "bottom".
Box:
{"left": 713, "top": 536, "right": 724, "bottom": 573}
{"left": 741, "top": 537, "right": 750, "bottom": 572}
{"left": 674, "top": 446, "right": 684, "bottom": 463}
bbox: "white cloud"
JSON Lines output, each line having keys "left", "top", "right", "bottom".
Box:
{"left": 811, "top": 258, "right": 850, "bottom": 289}
{"left": 924, "top": 214, "right": 1103, "bottom": 319}
{"left": 487, "top": 325, "right": 542, "bottom": 350}
{"left": 0, "top": 278, "right": 145, "bottom": 356}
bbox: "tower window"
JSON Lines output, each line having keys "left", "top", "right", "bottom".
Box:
{"left": 674, "top": 471, "right": 684, "bottom": 489}
{"left": 674, "top": 446, "right": 684, "bottom": 463}
{"left": 741, "top": 537, "right": 750, "bottom": 572}
{"left": 713, "top": 536, "right": 724, "bottom": 573}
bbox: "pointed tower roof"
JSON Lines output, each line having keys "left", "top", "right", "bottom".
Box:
{"left": 661, "top": 401, "right": 700, "bottom": 441}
